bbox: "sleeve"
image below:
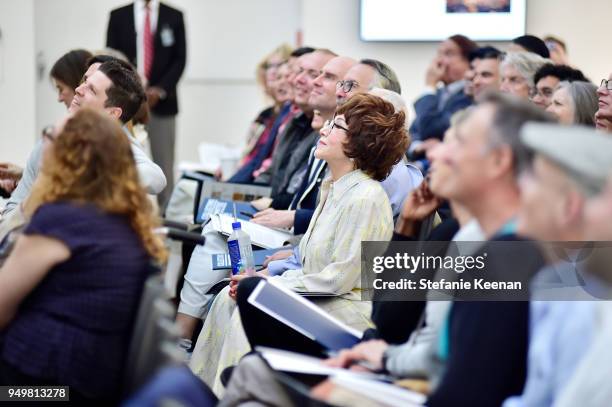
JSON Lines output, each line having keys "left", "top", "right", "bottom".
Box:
{"left": 3, "top": 142, "right": 43, "bottom": 214}
{"left": 273, "top": 197, "right": 393, "bottom": 294}
{"left": 293, "top": 209, "right": 314, "bottom": 235}
{"left": 267, "top": 247, "right": 302, "bottom": 277}
{"left": 23, "top": 203, "right": 92, "bottom": 253}
{"left": 412, "top": 93, "right": 472, "bottom": 142}
{"left": 130, "top": 141, "right": 167, "bottom": 194}
{"left": 157, "top": 11, "right": 187, "bottom": 93}
{"left": 106, "top": 10, "right": 121, "bottom": 51}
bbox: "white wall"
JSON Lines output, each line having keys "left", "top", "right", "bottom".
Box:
{"left": 301, "top": 0, "right": 612, "bottom": 118}
{"left": 0, "top": 0, "right": 36, "bottom": 166}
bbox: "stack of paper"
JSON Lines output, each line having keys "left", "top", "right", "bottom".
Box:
{"left": 211, "top": 213, "right": 293, "bottom": 249}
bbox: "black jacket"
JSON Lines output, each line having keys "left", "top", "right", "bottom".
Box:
{"left": 106, "top": 3, "right": 186, "bottom": 116}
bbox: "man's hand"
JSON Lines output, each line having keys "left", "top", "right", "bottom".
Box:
{"left": 250, "top": 197, "right": 273, "bottom": 211}
{"left": 425, "top": 58, "right": 445, "bottom": 88}
{"left": 146, "top": 87, "right": 165, "bottom": 109}
{"left": 395, "top": 180, "right": 442, "bottom": 236}
{"left": 412, "top": 138, "right": 441, "bottom": 156}
{"left": 0, "top": 163, "right": 23, "bottom": 181}
{"left": 262, "top": 249, "right": 293, "bottom": 267}
{"left": 0, "top": 179, "right": 17, "bottom": 193}
{"left": 251, "top": 208, "right": 295, "bottom": 229}
{"left": 324, "top": 340, "right": 389, "bottom": 372}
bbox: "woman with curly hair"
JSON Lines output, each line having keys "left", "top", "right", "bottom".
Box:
{"left": 0, "top": 108, "right": 167, "bottom": 403}
{"left": 189, "top": 93, "right": 409, "bottom": 395}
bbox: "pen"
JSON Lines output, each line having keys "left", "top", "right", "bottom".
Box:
{"left": 240, "top": 211, "right": 254, "bottom": 219}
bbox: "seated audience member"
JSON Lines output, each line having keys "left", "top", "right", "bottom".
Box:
{"left": 336, "top": 58, "right": 402, "bottom": 105}
{"left": 469, "top": 46, "right": 503, "bottom": 100}
{"left": 2, "top": 58, "right": 166, "bottom": 216}
{"left": 531, "top": 63, "right": 588, "bottom": 109}
{"left": 408, "top": 34, "right": 477, "bottom": 154}
{"left": 250, "top": 49, "right": 336, "bottom": 207}
{"left": 223, "top": 45, "right": 298, "bottom": 184}
{"left": 546, "top": 81, "right": 598, "bottom": 126}
{"left": 266, "top": 55, "right": 356, "bottom": 210}
{"left": 325, "top": 93, "right": 554, "bottom": 407}
{"left": 555, "top": 176, "right": 612, "bottom": 407}
{"left": 501, "top": 124, "right": 612, "bottom": 407}
{"left": 51, "top": 49, "right": 93, "bottom": 108}
{"left": 595, "top": 73, "right": 612, "bottom": 132}
{"left": 0, "top": 108, "right": 166, "bottom": 403}
{"left": 509, "top": 34, "right": 551, "bottom": 58}
{"left": 189, "top": 94, "right": 409, "bottom": 394}
{"left": 544, "top": 35, "right": 570, "bottom": 65}
{"left": 173, "top": 50, "right": 335, "bottom": 340}
{"left": 0, "top": 49, "right": 92, "bottom": 198}
{"left": 500, "top": 52, "right": 550, "bottom": 100}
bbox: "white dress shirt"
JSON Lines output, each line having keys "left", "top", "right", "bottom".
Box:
{"left": 133, "top": 0, "right": 160, "bottom": 82}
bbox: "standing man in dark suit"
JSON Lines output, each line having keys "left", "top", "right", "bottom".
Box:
{"left": 107, "top": 0, "right": 186, "bottom": 208}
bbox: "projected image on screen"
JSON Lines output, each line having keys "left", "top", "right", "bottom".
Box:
{"left": 361, "top": 0, "right": 525, "bottom": 41}
{"left": 446, "top": 0, "right": 510, "bottom": 13}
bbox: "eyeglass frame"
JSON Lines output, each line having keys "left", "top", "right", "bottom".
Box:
{"left": 336, "top": 80, "right": 360, "bottom": 94}
{"left": 322, "top": 118, "right": 349, "bottom": 133}
{"left": 600, "top": 79, "right": 612, "bottom": 91}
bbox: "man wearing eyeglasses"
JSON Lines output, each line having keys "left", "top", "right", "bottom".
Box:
{"left": 336, "top": 59, "right": 402, "bottom": 105}
{"left": 595, "top": 76, "right": 612, "bottom": 132}
{"left": 531, "top": 63, "right": 588, "bottom": 109}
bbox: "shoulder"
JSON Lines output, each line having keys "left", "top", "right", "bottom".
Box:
{"left": 30, "top": 202, "right": 97, "bottom": 225}
{"left": 160, "top": 3, "right": 184, "bottom": 18}
{"left": 349, "top": 178, "right": 391, "bottom": 210}
{"left": 109, "top": 4, "right": 132, "bottom": 18}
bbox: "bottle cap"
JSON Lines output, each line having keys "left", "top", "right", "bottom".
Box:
{"left": 232, "top": 222, "right": 242, "bottom": 230}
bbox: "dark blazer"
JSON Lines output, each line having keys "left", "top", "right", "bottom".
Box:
{"left": 106, "top": 3, "right": 186, "bottom": 116}
{"left": 409, "top": 87, "right": 473, "bottom": 142}
{"left": 289, "top": 150, "right": 327, "bottom": 235}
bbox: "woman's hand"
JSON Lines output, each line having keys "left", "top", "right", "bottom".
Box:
{"left": 228, "top": 269, "right": 269, "bottom": 300}
{"left": 324, "top": 340, "right": 389, "bottom": 372}
{"left": 395, "top": 180, "right": 441, "bottom": 237}
{"left": 250, "top": 197, "right": 273, "bottom": 211}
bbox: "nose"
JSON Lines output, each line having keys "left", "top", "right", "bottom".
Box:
{"left": 313, "top": 73, "right": 324, "bottom": 88}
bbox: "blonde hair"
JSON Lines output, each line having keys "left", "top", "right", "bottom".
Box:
{"left": 26, "top": 108, "right": 167, "bottom": 263}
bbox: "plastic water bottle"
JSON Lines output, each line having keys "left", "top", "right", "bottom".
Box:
{"left": 227, "top": 222, "right": 256, "bottom": 276}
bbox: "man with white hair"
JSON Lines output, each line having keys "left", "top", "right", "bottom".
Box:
{"left": 499, "top": 51, "right": 550, "bottom": 100}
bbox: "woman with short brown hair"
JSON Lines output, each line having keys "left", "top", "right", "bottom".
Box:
{"left": 190, "top": 93, "right": 409, "bottom": 394}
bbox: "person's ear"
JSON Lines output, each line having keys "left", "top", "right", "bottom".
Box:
{"left": 560, "top": 190, "right": 585, "bottom": 229}
{"left": 106, "top": 106, "right": 123, "bottom": 121}
{"left": 489, "top": 145, "right": 513, "bottom": 179}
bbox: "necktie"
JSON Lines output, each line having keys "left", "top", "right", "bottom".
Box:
{"left": 143, "top": 4, "right": 154, "bottom": 80}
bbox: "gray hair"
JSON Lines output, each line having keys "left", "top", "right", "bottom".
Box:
{"left": 500, "top": 51, "right": 551, "bottom": 90}
{"left": 360, "top": 59, "right": 402, "bottom": 94}
{"left": 556, "top": 81, "right": 599, "bottom": 127}
{"left": 480, "top": 91, "right": 556, "bottom": 174}
{"left": 369, "top": 87, "right": 411, "bottom": 143}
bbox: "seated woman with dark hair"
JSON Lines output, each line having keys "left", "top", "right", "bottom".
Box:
{"left": 0, "top": 108, "right": 167, "bottom": 403}
{"left": 189, "top": 93, "right": 409, "bottom": 394}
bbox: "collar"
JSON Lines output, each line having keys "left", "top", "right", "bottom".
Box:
{"left": 135, "top": 0, "right": 159, "bottom": 11}
{"left": 322, "top": 169, "right": 370, "bottom": 205}
{"left": 444, "top": 80, "right": 466, "bottom": 96}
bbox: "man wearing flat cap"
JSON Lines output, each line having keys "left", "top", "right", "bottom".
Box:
{"left": 503, "top": 123, "right": 612, "bottom": 407}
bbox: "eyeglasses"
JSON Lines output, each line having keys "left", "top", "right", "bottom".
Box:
{"left": 41, "top": 125, "right": 55, "bottom": 142}
{"left": 600, "top": 79, "right": 612, "bottom": 91}
{"left": 323, "top": 119, "right": 349, "bottom": 132}
{"left": 336, "top": 80, "right": 359, "bottom": 93}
